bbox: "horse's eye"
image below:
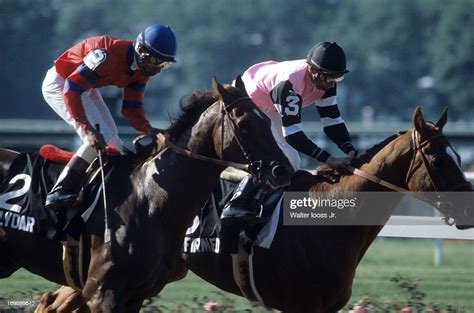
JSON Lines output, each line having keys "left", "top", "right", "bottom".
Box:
{"left": 432, "top": 156, "right": 443, "bottom": 168}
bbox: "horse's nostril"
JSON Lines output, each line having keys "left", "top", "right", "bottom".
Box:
{"left": 272, "top": 165, "right": 291, "bottom": 178}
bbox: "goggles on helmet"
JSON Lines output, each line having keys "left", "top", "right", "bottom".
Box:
{"left": 135, "top": 43, "right": 172, "bottom": 70}
{"left": 310, "top": 67, "right": 345, "bottom": 82}
{"left": 146, "top": 54, "right": 171, "bottom": 70}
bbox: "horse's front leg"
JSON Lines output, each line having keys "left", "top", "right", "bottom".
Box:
{"left": 82, "top": 241, "right": 128, "bottom": 313}
{"left": 36, "top": 286, "right": 88, "bottom": 313}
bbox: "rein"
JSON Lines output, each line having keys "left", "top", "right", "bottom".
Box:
{"left": 159, "top": 133, "right": 250, "bottom": 171}
{"left": 348, "top": 166, "right": 444, "bottom": 210}
{"left": 155, "top": 96, "right": 257, "bottom": 172}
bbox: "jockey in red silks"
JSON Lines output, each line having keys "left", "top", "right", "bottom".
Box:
{"left": 221, "top": 42, "right": 358, "bottom": 225}
{"left": 42, "top": 24, "right": 177, "bottom": 211}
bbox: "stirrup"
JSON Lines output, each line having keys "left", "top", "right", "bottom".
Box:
{"left": 221, "top": 215, "right": 264, "bottom": 227}
{"left": 221, "top": 206, "right": 264, "bottom": 226}
{"left": 45, "top": 191, "right": 79, "bottom": 211}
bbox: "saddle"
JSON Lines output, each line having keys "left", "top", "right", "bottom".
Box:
{"left": 40, "top": 145, "right": 133, "bottom": 290}
{"left": 183, "top": 169, "right": 335, "bottom": 255}
{"left": 183, "top": 169, "right": 330, "bottom": 304}
{"left": 40, "top": 145, "right": 128, "bottom": 241}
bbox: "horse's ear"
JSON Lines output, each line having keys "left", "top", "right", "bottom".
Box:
{"left": 212, "top": 76, "right": 234, "bottom": 106}
{"left": 234, "top": 75, "right": 249, "bottom": 97}
{"left": 435, "top": 107, "right": 448, "bottom": 130}
{"left": 212, "top": 76, "right": 220, "bottom": 96}
{"left": 413, "top": 106, "right": 427, "bottom": 134}
{"left": 212, "top": 76, "right": 226, "bottom": 99}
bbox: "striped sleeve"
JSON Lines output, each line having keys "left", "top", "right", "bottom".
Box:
{"left": 271, "top": 80, "right": 330, "bottom": 162}
{"left": 121, "top": 79, "right": 151, "bottom": 133}
{"left": 122, "top": 81, "right": 146, "bottom": 109}
{"left": 63, "top": 64, "right": 98, "bottom": 127}
{"left": 316, "top": 86, "right": 355, "bottom": 154}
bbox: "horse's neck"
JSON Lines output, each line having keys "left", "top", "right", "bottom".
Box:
{"left": 356, "top": 134, "right": 413, "bottom": 191}
{"left": 339, "top": 134, "right": 414, "bottom": 258}
{"left": 141, "top": 123, "right": 224, "bottom": 229}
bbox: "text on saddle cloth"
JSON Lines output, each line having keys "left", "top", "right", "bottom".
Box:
{"left": 183, "top": 178, "right": 284, "bottom": 254}
{"left": 0, "top": 152, "right": 115, "bottom": 237}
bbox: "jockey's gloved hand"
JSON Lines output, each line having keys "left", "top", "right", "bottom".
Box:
{"left": 325, "top": 156, "right": 352, "bottom": 171}
{"left": 85, "top": 127, "right": 106, "bottom": 151}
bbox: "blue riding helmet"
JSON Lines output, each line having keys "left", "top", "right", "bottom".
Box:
{"left": 136, "top": 24, "right": 177, "bottom": 63}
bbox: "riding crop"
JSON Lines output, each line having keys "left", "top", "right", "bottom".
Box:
{"left": 95, "top": 124, "right": 111, "bottom": 243}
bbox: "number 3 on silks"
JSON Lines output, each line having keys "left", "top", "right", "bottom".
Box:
{"left": 83, "top": 48, "right": 107, "bottom": 70}
{"left": 0, "top": 174, "right": 31, "bottom": 213}
{"left": 284, "top": 95, "right": 301, "bottom": 116}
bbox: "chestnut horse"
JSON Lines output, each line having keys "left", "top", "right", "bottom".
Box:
{"left": 182, "top": 107, "right": 473, "bottom": 312}
{"left": 0, "top": 78, "right": 294, "bottom": 312}
{"left": 31, "top": 107, "right": 474, "bottom": 312}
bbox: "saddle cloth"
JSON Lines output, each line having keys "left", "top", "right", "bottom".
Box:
{"left": 0, "top": 151, "right": 116, "bottom": 239}
{"left": 183, "top": 178, "right": 283, "bottom": 254}
{"left": 0, "top": 152, "right": 63, "bottom": 235}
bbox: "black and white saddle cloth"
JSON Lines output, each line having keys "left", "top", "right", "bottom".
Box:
{"left": 0, "top": 152, "right": 63, "bottom": 235}
{"left": 183, "top": 178, "right": 284, "bottom": 254}
{"left": 0, "top": 152, "right": 116, "bottom": 239}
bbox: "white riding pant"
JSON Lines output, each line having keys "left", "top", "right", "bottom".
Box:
{"left": 42, "top": 66, "right": 123, "bottom": 152}
{"left": 262, "top": 108, "right": 301, "bottom": 171}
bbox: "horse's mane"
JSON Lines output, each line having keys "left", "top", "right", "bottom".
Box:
{"left": 314, "top": 131, "right": 407, "bottom": 182}
{"left": 166, "top": 90, "right": 218, "bottom": 142}
{"left": 165, "top": 85, "right": 243, "bottom": 142}
{"left": 352, "top": 131, "right": 406, "bottom": 168}
{"left": 134, "top": 85, "right": 244, "bottom": 166}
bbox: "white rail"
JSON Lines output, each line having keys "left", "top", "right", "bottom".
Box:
{"left": 379, "top": 216, "right": 474, "bottom": 240}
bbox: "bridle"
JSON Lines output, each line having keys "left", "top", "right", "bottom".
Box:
{"left": 405, "top": 128, "right": 446, "bottom": 192}
{"left": 160, "top": 96, "right": 266, "bottom": 179}
{"left": 349, "top": 128, "right": 470, "bottom": 224}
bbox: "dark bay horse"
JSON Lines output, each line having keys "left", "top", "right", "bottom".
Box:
{"left": 0, "top": 78, "right": 294, "bottom": 312}
{"left": 26, "top": 107, "right": 474, "bottom": 313}
{"left": 180, "top": 107, "right": 473, "bottom": 312}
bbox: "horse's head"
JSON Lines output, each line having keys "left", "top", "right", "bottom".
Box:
{"left": 406, "top": 107, "right": 473, "bottom": 229}
{"left": 211, "top": 77, "right": 294, "bottom": 190}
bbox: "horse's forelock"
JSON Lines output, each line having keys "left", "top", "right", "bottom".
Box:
{"left": 425, "top": 121, "right": 444, "bottom": 135}
{"left": 223, "top": 84, "right": 244, "bottom": 97}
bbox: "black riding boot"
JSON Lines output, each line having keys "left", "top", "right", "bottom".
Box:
{"left": 221, "top": 175, "right": 265, "bottom": 226}
{"left": 45, "top": 155, "right": 89, "bottom": 211}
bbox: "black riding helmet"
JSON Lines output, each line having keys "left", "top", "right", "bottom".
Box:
{"left": 306, "top": 42, "right": 349, "bottom": 75}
